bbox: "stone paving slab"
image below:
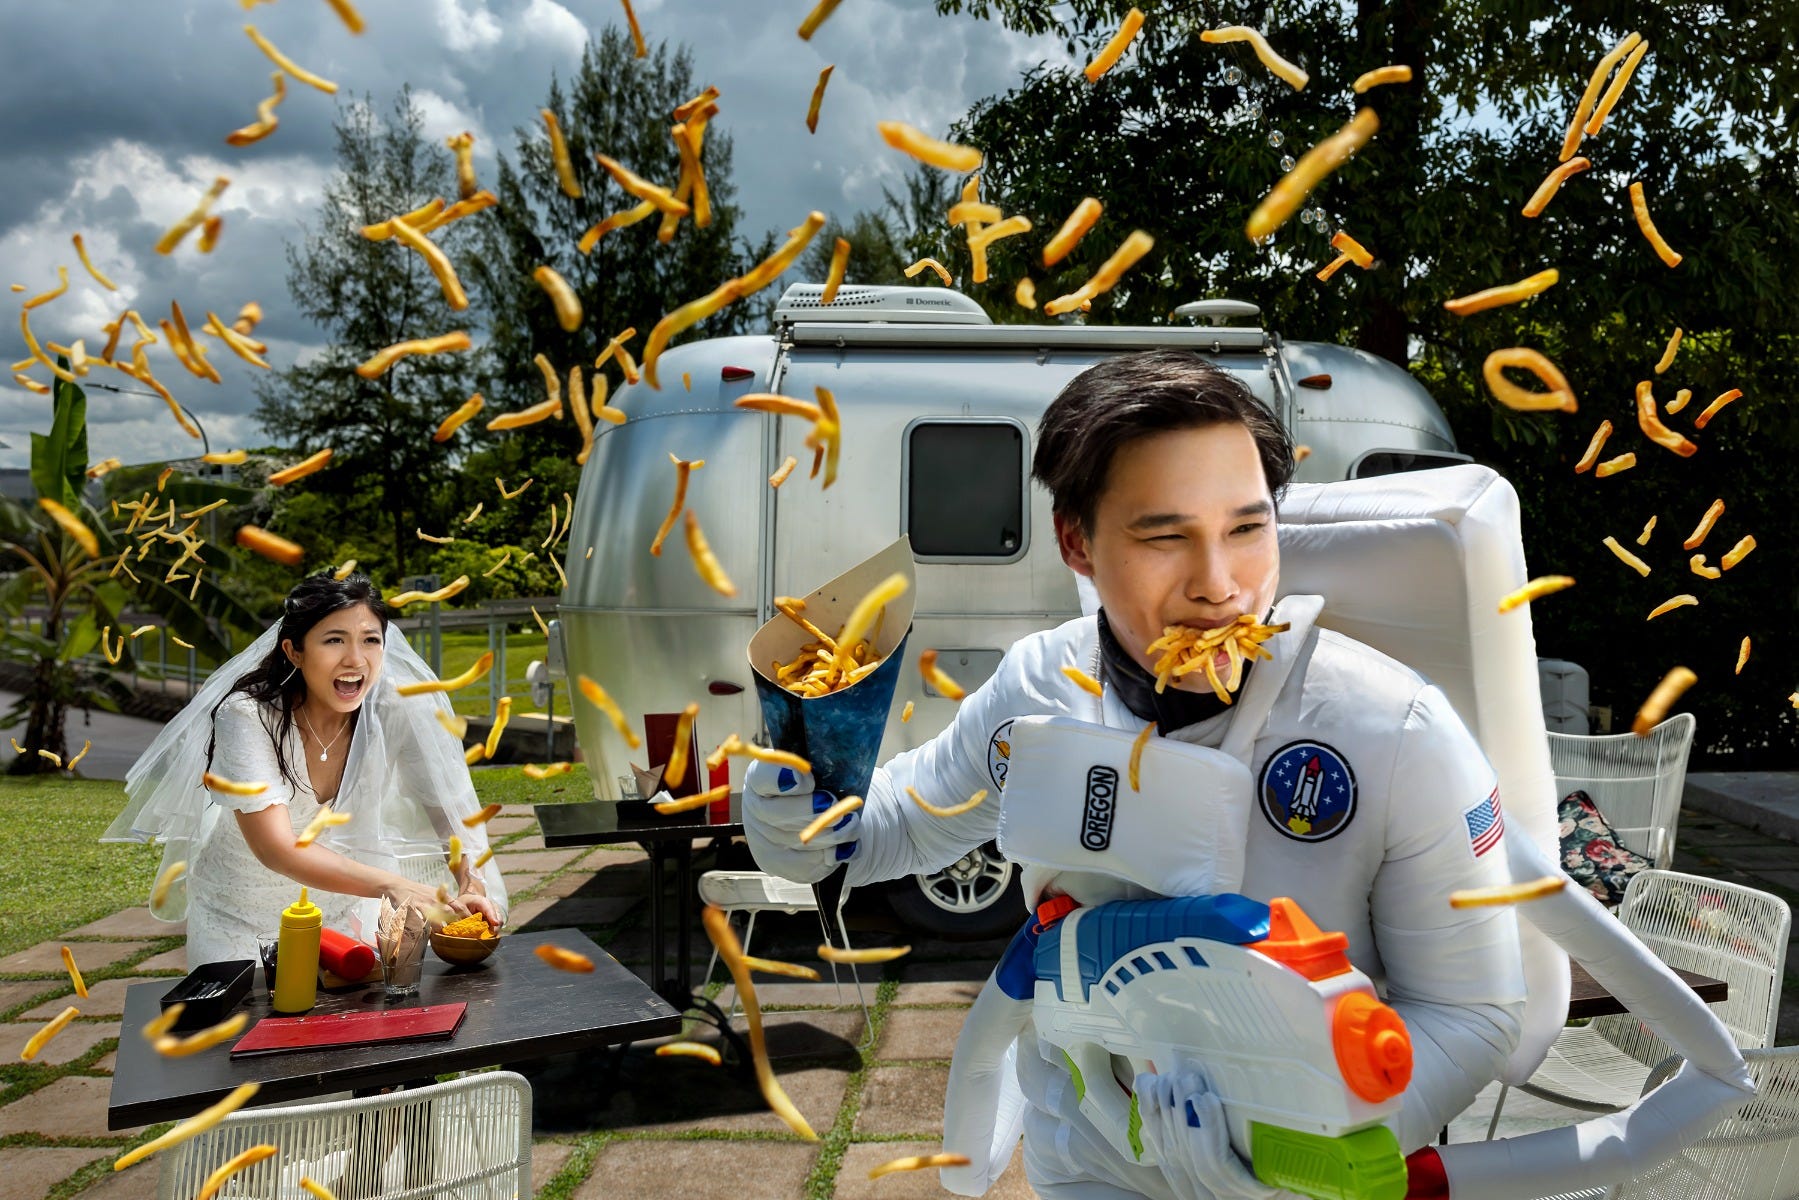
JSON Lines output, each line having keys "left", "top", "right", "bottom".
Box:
{"left": 1686, "top": 772, "right": 1799, "bottom": 844}
{"left": 5, "top": 1017, "right": 116, "bottom": 1066}
{"left": 127, "top": 947, "right": 187, "bottom": 974}
{"left": 496, "top": 834, "right": 548, "bottom": 854}
{"left": 715, "top": 977, "right": 875, "bottom": 1011}
{"left": 891, "top": 961, "right": 987, "bottom": 1007}
{"left": 878, "top": 1007, "right": 970, "bottom": 1061}
{"left": 69, "top": 1155, "right": 159, "bottom": 1198}
{"left": 523, "top": 896, "right": 640, "bottom": 928}
{"left": 834, "top": 1143, "right": 1037, "bottom": 1200}
{"left": 0, "top": 941, "right": 154, "bottom": 977}
{"left": 19, "top": 977, "right": 139, "bottom": 1020}
{"left": 535, "top": 866, "right": 650, "bottom": 900}
{"left": 0, "top": 1147, "right": 110, "bottom": 1200}
{"left": 531, "top": 1141, "right": 576, "bottom": 1192}
{"left": 0, "top": 980, "right": 63, "bottom": 1016}
{"left": 490, "top": 848, "right": 587, "bottom": 873}
{"left": 485, "top": 815, "right": 537, "bottom": 837}
{"left": 0, "top": 1076, "right": 146, "bottom": 1138}
{"left": 573, "top": 1138, "right": 817, "bottom": 1200}
{"left": 62, "top": 909, "right": 183, "bottom": 940}
{"left": 545, "top": 1059, "right": 849, "bottom": 1137}
{"left": 855, "top": 1065, "right": 951, "bottom": 1137}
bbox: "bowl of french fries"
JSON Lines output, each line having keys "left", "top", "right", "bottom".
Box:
{"left": 429, "top": 911, "right": 501, "bottom": 965}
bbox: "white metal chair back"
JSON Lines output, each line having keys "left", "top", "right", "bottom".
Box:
{"left": 1548, "top": 713, "right": 1696, "bottom": 868}
{"left": 1592, "top": 870, "right": 1791, "bottom": 1074}
{"left": 1617, "top": 1047, "right": 1799, "bottom": 1199}
{"left": 156, "top": 1070, "right": 533, "bottom": 1199}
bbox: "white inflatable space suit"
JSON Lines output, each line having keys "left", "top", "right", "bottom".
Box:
{"left": 834, "top": 466, "right": 1752, "bottom": 1199}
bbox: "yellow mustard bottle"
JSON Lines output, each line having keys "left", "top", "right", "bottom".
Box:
{"left": 272, "top": 887, "right": 322, "bottom": 1014}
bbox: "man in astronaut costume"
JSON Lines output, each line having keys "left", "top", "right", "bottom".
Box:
{"left": 745, "top": 351, "right": 1752, "bottom": 1198}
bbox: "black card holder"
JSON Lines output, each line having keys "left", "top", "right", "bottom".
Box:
{"left": 160, "top": 960, "right": 254, "bottom": 1033}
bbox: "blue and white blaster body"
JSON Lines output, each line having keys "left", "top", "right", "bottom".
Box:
{"left": 942, "top": 715, "right": 1412, "bottom": 1200}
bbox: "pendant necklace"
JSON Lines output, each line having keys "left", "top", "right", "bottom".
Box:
{"left": 298, "top": 709, "right": 348, "bottom": 763}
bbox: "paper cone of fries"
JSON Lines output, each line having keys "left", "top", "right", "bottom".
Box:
{"left": 748, "top": 536, "right": 915, "bottom": 803}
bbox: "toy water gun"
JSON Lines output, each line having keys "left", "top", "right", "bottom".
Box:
{"left": 1032, "top": 890, "right": 1410, "bottom": 1200}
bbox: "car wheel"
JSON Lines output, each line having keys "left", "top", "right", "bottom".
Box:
{"left": 884, "top": 842, "right": 1024, "bottom": 941}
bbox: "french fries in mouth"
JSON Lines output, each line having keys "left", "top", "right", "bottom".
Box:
{"left": 1573, "top": 420, "right": 1613, "bottom": 474}
{"left": 21, "top": 1007, "right": 81, "bottom": 1061}
{"left": 1246, "top": 110, "right": 1376, "bottom": 243}
{"left": 1483, "top": 348, "right": 1577, "bottom": 413}
{"left": 356, "top": 331, "right": 472, "bottom": 379}
{"left": 907, "top": 786, "right": 989, "bottom": 819}
{"left": 1200, "top": 24, "right": 1308, "bottom": 90}
{"left": 1602, "top": 536, "right": 1651, "bottom": 577}
{"left": 1634, "top": 666, "right": 1696, "bottom": 736}
{"left": 1352, "top": 65, "right": 1412, "bottom": 93}
{"left": 1444, "top": 269, "right": 1559, "bottom": 316}
{"left": 1128, "top": 720, "right": 1154, "bottom": 791}
{"left": 799, "top": 796, "right": 863, "bottom": 844}
{"left": 818, "top": 944, "right": 910, "bottom": 964}
{"left": 1522, "top": 157, "right": 1591, "bottom": 218}
{"left": 577, "top": 675, "right": 643, "bottom": 748}
{"left": 227, "top": 71, "right": 287, "bottom": 146}
{"left": 1145, "top": 616, "right": 1289, "bottom": 698}
{"left": 1636, "top": 381, "right": 1696, "bottom": 456}
{"left": 1449, "top": 876, "right": 1565, "bottom": 909}
{"left": 869, "top": 1153, "right": 973, "bottom": 1180}
{"left": 1084, "top": 8, "right": 1145, "bottom": 82}
{"left": 1497, "top": 575, "right": 1575, "bottom": 614}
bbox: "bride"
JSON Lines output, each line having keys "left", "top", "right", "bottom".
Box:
{"left": 106, "top": 571, "right": 508, "bottom": 968}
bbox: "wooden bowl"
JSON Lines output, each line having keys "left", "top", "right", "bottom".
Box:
{"left": 429, "top": 930, "right": 501, "bottom": 966}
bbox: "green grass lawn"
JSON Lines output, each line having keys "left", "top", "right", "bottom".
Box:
{"left": 414, "top": 628, "right": 549, "bottom": 719}
{"left": 0, "top": 777, "right": 163, "bottom": 959}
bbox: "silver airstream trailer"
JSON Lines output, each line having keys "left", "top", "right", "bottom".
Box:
{"left": 556, "top": 284, "right": 1468, "bottom": 938}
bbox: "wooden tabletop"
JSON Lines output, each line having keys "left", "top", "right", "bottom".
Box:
{"left": 1567, "top": 959, "right": 1727, "bottom": 1021}
{"left": 107, "top": 928, "right": 679, "bottom": 1130}
{"left": 537, "top": 797, "right": 743, "bottom": 847}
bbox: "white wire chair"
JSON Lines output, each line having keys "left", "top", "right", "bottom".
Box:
{"left": 1612, "top": 1046, "right": 1799, "bottom": 1199}
{"left": 156, "top": 1071, "right": 534, "bottom": 1199}
{"left": 697, "top": 870, "right": 872, "bottom": 1039}
{"left": 1518, "top": 870, "right": 1790, "bottom": 1115}
{"left": 1548, "top": 713, "right": 1696, "bottom": 869}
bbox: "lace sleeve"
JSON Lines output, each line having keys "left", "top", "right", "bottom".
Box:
{"left": 206, "top": 696, "right": 294, "bottom": 814}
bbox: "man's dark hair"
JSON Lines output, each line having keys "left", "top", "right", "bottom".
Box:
{"left": 1032, "top": 349, "right": 1295, "bottom": 532}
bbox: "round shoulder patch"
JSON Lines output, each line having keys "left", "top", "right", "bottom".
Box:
{"left": 1258, "top": 740, "right": 1357, "bottom": 842}
{"left": 987, "top": 719, "right": 1015, "bottom": 791}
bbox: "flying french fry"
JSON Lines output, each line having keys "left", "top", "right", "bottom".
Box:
{"left": 878, "top": 122, "right": 981, "bottom": 172}
{"left": 918, "top": 650, "right": 966, "bottom": 701}
{"left": 1693, "top": 388, "right": 1742, "bottom": 430}
{"left": 1634, "top": 667, "right": 1695, "bottom": 736}
{"left": 244, "top": 25, "right": 336, "bottom": 92}
{"left": 1042, "top": 230, "right": 1154, "bottom": 315}
{"left": 227, "top": 71, "right": 287, "bottom": 146}
{"left": 1246, "top": 110, "right": 1375, "bottom": 242}
{"left": 1561, "top": 32, "right": 1640, "bottom": 161}
{"left": 434, "top": 394, "right": 484, "bottom": 441}
{"left": 1352, "top": 65, "right": 1412, "bottom": 93}
{"left": 869, "top": 1154, "right": 973, "bottom": 1180}
{"left": 356, "top": 331, "right": 472, "bottom": 379}
{"left": 1444, "top": 269, "right": 1559, "bottom": 316}
{"left": 577, "top": 675, "right": 643, "bottom": 748}
{"left": 1483, "top": 348, "right": 1577, "bottom": 413}
{"left": 534, "top": 265, "right": 583, "bottom": 332}
{"left": 1602, "top": 536, "right": 1651, "bottom": 577}
{"left": 155, "top": 177, "right": 231, "bottom": 255}
{"left": 905, "top": 257, "right": 952, "bottom": 286}
{"left": 154, "top": 1012, "right": 249, "bottom": 1057}
{"left": 267, "top": 448, "right": 333, "bottom": 487}
{"left": 1636, "top": 380, "right": 1697, "bottom": 456}
{"left": 295, "top": 806, "right": 351, "bottom": 848}
{"left": 806, "top": 64, "right": 834, "bottom": 134}
{"left": 817, "top": 944, "right": 909, "bottom": 964}
{"left": 396, "top": 650, "right": 492, "bottom": 695}
{"left": 535, "top": 944, "right": 595, "bottom": 973}
{"left": 1522, "top": 158, "right": 1590, "bottom": 218}
{"left": 543, "top": 109, "right": 582, "bottom": 197}
{"left": 799, "top": 796, "right": 863, "bottom": 844}
{"left": 1629, "top": 181, "right": 1682, "bottom": 268}
{"left": 1498, "top": 575, "right": 1574, "bottom": 614}
{"left": 1574, "top": 420, "right": 1613, "bottom": 474}
{"left": 1449, "top": 876, "right": 1566, "bottom": 909}
{"left": 20, "top": 1007, "right": 81, "bottom": 1061}
{"left": 1199, "top": 24, "right": 1308, "bottom": 89}
{"left": 1084, "top": 8, "right": 1145, "bottom": 82}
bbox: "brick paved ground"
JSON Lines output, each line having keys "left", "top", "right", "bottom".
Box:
{"left": 4, "top": 801, "right": 1794, "bottom": 1199}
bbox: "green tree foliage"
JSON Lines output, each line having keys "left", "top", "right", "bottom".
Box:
{"left": 255, "top": 88, "right": 485, "bottom": 579}
{"left": 930, "top": 0, "right": 1797, "bottom": 764}
{"left": 0, "top": 373, "right": 260, "bottom": 771}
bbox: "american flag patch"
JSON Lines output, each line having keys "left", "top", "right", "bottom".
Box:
{"left": 1464, "top": 788, "right": 1504, "bottom": 858}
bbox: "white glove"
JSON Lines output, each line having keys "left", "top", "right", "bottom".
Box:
{"left": 741, "top": 758, "right": 860, "bottom": 885}
{"left": 1136, "top": 1070, "right": 1281, "bottom": 1200}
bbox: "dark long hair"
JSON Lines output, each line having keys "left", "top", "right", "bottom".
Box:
{"left": 205, "top": 572, "right": 396, "bottom": 794}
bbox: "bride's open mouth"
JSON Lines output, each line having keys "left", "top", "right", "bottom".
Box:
{"left": 332, "top": 673, "right": 365, "bottom": 700}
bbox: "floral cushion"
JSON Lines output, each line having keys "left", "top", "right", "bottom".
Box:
{"left": 1558, "top": 789, "right": 1652, "bottom": 908}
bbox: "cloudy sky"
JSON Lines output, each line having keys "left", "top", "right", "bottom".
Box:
{"left": 0, "top": 0, "right": 1074, "bottom": 469}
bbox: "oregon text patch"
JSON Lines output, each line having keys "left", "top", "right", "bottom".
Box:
{"left": 1259, "top": 740, "right": 1358, "bottom": 842}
